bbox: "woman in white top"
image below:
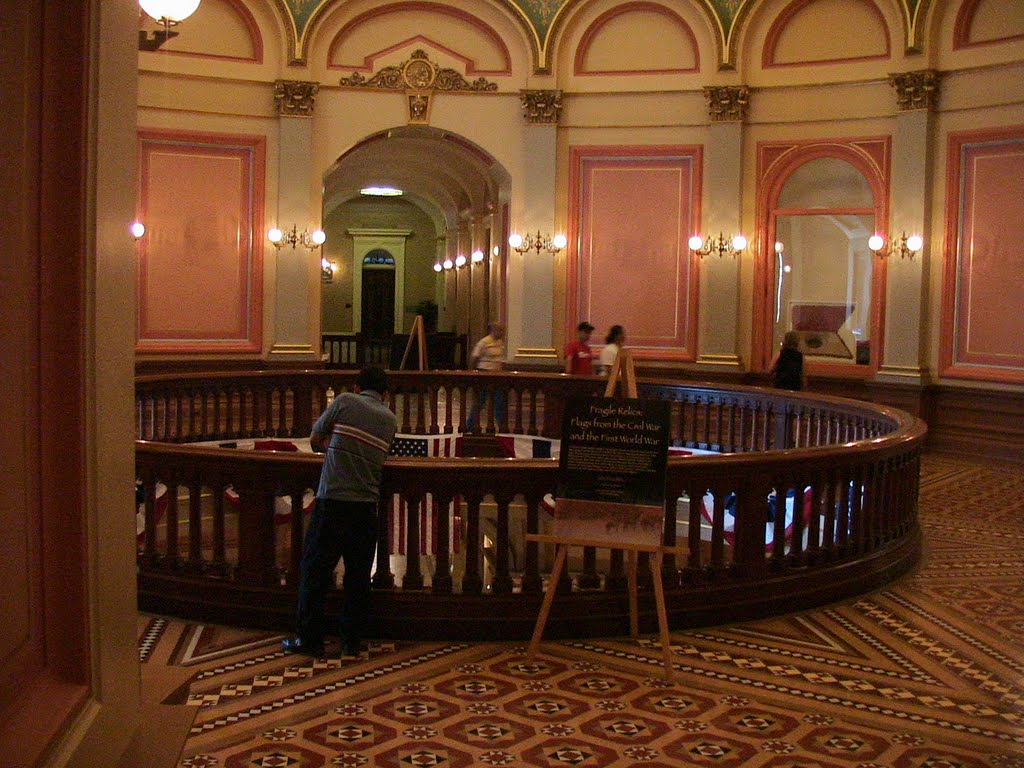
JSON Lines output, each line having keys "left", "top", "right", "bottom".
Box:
{"left": 598, "top": 325, "right": 625, "bottom": 376}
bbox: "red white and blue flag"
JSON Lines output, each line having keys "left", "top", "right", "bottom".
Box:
{"left": 388, "top": 433, "right": 463, "bottom": 555}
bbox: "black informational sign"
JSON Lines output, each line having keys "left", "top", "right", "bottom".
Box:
{"left": 554, "top": 396, "right": 671, "bottom": 547}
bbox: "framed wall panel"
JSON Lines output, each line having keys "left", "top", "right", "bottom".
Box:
{"left": 941, "top": 127, "right": 1024, "bottom": 382}
{"left": 568, "top": 146, "right": 701, "bottom": 361}
{"left": 137, "top": 129, "right": 265, "bottom": 354}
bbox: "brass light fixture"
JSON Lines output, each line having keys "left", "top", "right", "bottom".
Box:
{"left": 689, "top": 232, "right": 747, "bottom": 259}
{"left": 508, "top": 231, "right": 567, "bottom": 255}
{"left": 868, "top": 232, "right": 923, "bottom": 259}
{"left": 138, "top": 0, "right": 201, "bottom": 51}
{"left": 268, "top": 225, "right": 326, "bottom": 251}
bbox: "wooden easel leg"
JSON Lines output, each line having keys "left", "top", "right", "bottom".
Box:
{"left": 650, "top": 551, "right": 674, "bottom": 681}
{"left": 627, "top": 549, "right": 639, "bottom": 639}
{"left": 527, "top": 544, "right": 568, "bottom": 659}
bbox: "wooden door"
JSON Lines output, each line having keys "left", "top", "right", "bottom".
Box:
{"left": 362, "top": 268, "right": 396, "bottom": 338}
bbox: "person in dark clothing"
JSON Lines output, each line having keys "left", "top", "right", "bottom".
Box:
{"left": 772, "top": 331, "right": 806, "bottom": 390}
{"left": 282, "top": 366, "right": 398, "bottom": 658}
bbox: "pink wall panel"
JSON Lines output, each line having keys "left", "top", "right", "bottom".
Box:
{"left": 945, "top": 135, "right": 1024, "bottom": 378}
{"left": 571, "top": 150, "right": 700, "bottom": 359}
{"left": 137, "top": 131, "right": 264, "bottom": 353}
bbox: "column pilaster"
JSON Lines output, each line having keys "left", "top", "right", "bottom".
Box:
{"left": 268, "top": 80, "right": 322, "bottom": 362}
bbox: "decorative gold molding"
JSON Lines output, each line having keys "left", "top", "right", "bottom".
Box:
{"left": 340, "top": 49, "right": 497, "bottom": 93}
{"left": 408, "top": 92, "right": 431, "bottom": 124}
{"left": 696, "top": 353, "right": 744, "bottom": 367}
{"left": 273, "top": 80, "right": 319, "bottom": 117}
{"left": 515, "top": 347, "right": 560, "bottom": 359}
{"left": 703, "top": 86, "right": 749, "bottom": 123}
{"left": 888, "top": 70, "right": 941, "bottom": 112}
{"left": 520, "top": 89, "right": 562, "bottom": 125}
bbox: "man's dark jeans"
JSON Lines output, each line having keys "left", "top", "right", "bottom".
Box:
{"left": 297, "top": 498, "right": 378, "bottom": 650}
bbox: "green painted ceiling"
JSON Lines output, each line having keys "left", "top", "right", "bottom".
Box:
{"left": 284, "top": 0, "right": 921, "bottom": 47}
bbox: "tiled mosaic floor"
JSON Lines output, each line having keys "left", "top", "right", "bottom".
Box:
{"left": 142, "top": 454, "right": 1024, "bottom": 767}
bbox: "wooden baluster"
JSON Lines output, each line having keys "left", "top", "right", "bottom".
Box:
{"left": 234, "top": 484, "right": 278, "bottom": 586}
{"left": 188, "top": 480, "right": 203, "bottom": 571}
{"left": 263, "top": 385, "right": 273, "bottom": 437}
{"left": 401, "top": 389, "right": 413, "bottom": 434}
{"left": 521, "top": 494, "right": 542, "bottom": 593}
{"left": 442, "top": 385, "right": 453, "bottom": 434}
{"left": 849, "top": 469, "right": 865, "bottom": 554}
{"left": 161, "top": 393, "right": 171, "bottom": 441}
{"left": 684, "top": 483, "right": 704, "bottom": 580}
{"left": 760, "top": 403, "right": 771, "bottom": 450}
{"left": 185, "top": 389, "right": 195, "bottom": 440}
{"left": 578, "top": 546, "right": 600, "bottom": 589}
{"left": 661, "top": 495, "right": 678, "bottom": 585}
{"left": 730, "top": 481, "right": 769, "bottom": 578}
{"left": 702, "top": 398, "right": 712, "bottom": 449}
{"left": 415, "top": 388, "right": 426, "bottom": 435}
{"left": 372, "top": 493, "right": 395, "bottom": 589}
{"left": 710, "top": 488, "right": 727, "bottom": 570}
{"left": 143, "top": 475, "right": 158, "bottom": 565}
{"left": 429, "top": 385, "right": 439, "bottom": 434}
{"left": 403, "top": 493, "right": 425, "bottom": 590}
{"left": 607, "top": 549, "right": 626, "bottom": 590}
{"left": 492, "top": 493, "right": 514, "bottom": 594}
{"left": 430, "top": 493, "right": 453, "bottom": 593}
{"left": 165, "top": 478, "right": 179, "bottom": 566}
{"left": 790, "top": 479, "right": 806, "bottom": 564}
{"left": 807, "top": 480, "right": 823, "bottom": 561}
{"left": 456, "top": 387, "right": 468, "bottom": 433}
{"left": 226, "top": 388, "right": 236, "bottom": 438}
{"left": 837, "top": 471, "right": 852, "bottom": 554}
{"left": 688, "top": 398, "right": 699, "bottom": 446}
{"left": 289, "top": 489, "right": 305, "bottom": 586}
{"left": 715, "top": 399, "right": 724, "bottom": 451}
{"left": 770, "top": 482, "right": 787, "bottom": 564}
{"left": 462, "top": 494, "right": 483, "bottom": 594}
{"left": 527, "top": 389, "right": 539, "bottom": 436}
{"left": 212, "top": 482, "right": 228, "bottom": 576}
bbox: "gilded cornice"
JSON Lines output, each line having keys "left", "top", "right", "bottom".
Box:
{"left": 888, "top": 70, "right": 941, "bottom": 111}
{"left": 340, "top": 49, "right": 497, "bottom": 92}
{"left": 278, "top": 0, "right": 926, "bottom": 73}
{"left": 274, "top": 80, "right": 319, "bottom": 116}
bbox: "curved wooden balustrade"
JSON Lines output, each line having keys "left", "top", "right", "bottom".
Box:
{"left": 136, "top": 370, "right": 925, "bottom": 640}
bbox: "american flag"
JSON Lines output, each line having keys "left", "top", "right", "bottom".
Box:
{"left": 496, "top": 433, "right": 559, "bottom": 459}
{"left": 388, "top": 433, "right": 463, "bottom": 556}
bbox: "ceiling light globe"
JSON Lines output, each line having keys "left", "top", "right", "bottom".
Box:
{"left": 455, "top": 254, "right": 467, "bottom": 267}
{"left": 139, "top": 0, "right": 201, "bottom": 22}
{"left": 471, "top": 250, "right": 484, "bottom": 263}
{"left": 442, "top": 258, "right": 454, "bottom": 270}
{"left": 433, "top": 262, "right": 443, "bottom": 273}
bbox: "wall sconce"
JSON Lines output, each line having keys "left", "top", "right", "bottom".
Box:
{"left": 321, "top": 257, "right": 337, "bottom": 283}
{"left": 433, "top": 262, "right": 444, "bottom": 273}
{"left": 508, "top": 231, "right": 567, "bottom": 255}
{"left": 138, "top": 0, "right": 201, "bottom": 51}
{"left": 689, "top": 232, "right": 747, "bottom": 258}
{"left": 130, "top": 221, "right": 146, "bottom": 240}
{"left": 268, "top": 225, "right": 326, "bottom": 251}
{"left": 471, "top": 249, "right": 485, "bottom": 264}
{"left": 455, "top": 254, "right": 468, "bottom": 268}
{"left": 441, "top": 257, "right": 454, "bottom": 270}
{"left": 869, "top": 232, "right": 923, "bottom": 259}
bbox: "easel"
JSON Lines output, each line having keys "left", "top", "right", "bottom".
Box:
{"left": 604, "top": 347, "right": 637, "bottom": 399}
{"left": 398, "top": 315, "right": 428, "bottom": 371}
{"left": 526, "top": 347, "right": 675, "bottom": 681}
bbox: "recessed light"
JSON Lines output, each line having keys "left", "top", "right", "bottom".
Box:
{"left": 360, "top": 186, "right": 403, "bottom": 196}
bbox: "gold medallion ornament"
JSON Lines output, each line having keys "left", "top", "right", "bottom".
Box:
{"left": 520, "top": 90, "right": 562, "bottom": 124}
{"left": 340, "top": 50, "right": 497, "bottom": 93}
{"left": 888, "top": 70, "right": 941, "bottom": 112}
{"left": 703, "top": 85, "right": 749, "bottom": 122}
{"left": 273, "top": 80, "right": 319, "bottom": 117}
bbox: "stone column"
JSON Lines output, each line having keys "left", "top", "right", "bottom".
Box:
{"left": 510, "top": 89, "right": 562, "bottom": 367}
{"left": 268, "top": 80, "right": 322, "bottom": 362}
{"left": 878, "top": 70, "right": 940, "bottom": 383}
{"left": 697, "top": 86, "right": 749, "bottom": 370}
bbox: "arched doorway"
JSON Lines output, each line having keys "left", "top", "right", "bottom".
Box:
{"left": 754, "top": 141, "right": 890, "bottom": 375}
{"left": 318, "top": 127, "right": 511, "bottom": 360}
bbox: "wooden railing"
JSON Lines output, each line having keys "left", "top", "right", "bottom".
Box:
{"left": 321, "top": 332, "right": 468, "bottom": 370}
{"left": 136, "top": 370, "right": 925, "bottom": 639}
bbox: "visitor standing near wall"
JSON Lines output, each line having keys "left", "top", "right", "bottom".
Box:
{"left": 283, "top": 365, "right": 398, "bottom": 658}
{"left": 772, "top": 331, "right": 806, "bottom": 391}
{"left": 598, "top": 325, "right": 626, "bottom": 376}
{"left": 466, "top": 322, "right": 507, "bottom": 432}
{"left": 565, "top": 321, "right": 595, "bottom": 375}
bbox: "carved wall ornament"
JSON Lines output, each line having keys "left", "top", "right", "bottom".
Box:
{"left": 273, "top": 80, "right": 319, "bottom": 117}
{"left": 703, "top": 85, "right": 749, "bottom": 122}
{"left": 340, "top": 49, "right": 497, "bottom": 93}
{"left": 520, "top": 89, "right": 562, "bottom": 124}
{"left": 408, "top": 92, "right": 431, "bottom": 124}
{"left": 889, "top": 70, "right": 941, "bottom": 112}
